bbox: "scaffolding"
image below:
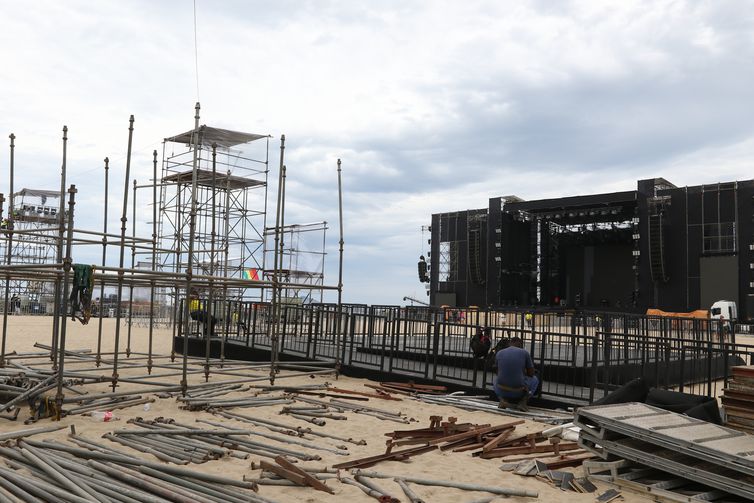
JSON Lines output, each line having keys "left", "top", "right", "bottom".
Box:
{"left": 158, "top": 125, "right": 270, "bottom": 302}
{"left": 263, "top": 222, "right": 327, "bottom": 304}
{"left": 0, "top": 188, "right": 60, "bottom": 313}
{"left": 0, "top": 103, "right": 346, "bottom": 411}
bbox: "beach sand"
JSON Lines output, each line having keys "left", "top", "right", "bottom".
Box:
{"left": 0, "top": 315, "right": 651, "bottom": 502}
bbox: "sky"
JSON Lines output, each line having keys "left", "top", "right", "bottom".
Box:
{"left": 0, "top": 0, "right": 753, "bottom": 305}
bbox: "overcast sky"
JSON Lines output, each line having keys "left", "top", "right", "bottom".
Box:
{"left": 1, "top": 1, "right": 753, "bottom": 305}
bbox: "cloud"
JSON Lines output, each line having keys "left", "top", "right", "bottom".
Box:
{"left": 0, "top": 0, "right": 753, "bottom": 305}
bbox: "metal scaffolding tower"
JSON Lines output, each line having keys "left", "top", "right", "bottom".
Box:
{"left": 158, "top": 125, "right": 270, "bottom": 302}
{"left": 263, "top": 222, "right": 327, "bottom": 304}
{"left": 0, "top": 188, "right": 60, "bottom": 312}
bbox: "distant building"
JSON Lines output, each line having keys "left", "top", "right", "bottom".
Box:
{"left": 429, "top": 178, "right": 754, "bottom": 320}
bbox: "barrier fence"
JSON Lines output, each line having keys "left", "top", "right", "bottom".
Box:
{"left": 176, "top": 301, "right": 750, "bottom": 405}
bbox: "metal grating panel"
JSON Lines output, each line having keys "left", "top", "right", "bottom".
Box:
{"left": 665, "top": 424, "right": 740, "bottom": 443}
{"left": 631, "top": 414, "right": 695, "bottom": 430}
{"left": 587, "top": 403, "right": 661, "bottom": 419}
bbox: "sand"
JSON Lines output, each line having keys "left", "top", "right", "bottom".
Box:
{"left": 0, "top": 315, "right": 652, "bottom": 503}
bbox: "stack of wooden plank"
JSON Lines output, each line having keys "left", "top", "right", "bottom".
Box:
{"left": 332, "top": 415, "right": 591, "bottom": 471}
{"left": 722, "top": 365, "right": 754, "bottom": 432}
{"left": 387, "top": 415, "right": 588, "bottom": 460}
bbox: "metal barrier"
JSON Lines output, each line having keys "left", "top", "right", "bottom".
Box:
{"left": 179, "top": 302, "right": 749, "bottom": 405}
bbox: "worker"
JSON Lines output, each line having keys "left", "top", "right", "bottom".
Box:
{"left": 470, "top": 327, "right": 492, "bottom": 358}
{"left": 525, "top": 312, "right": 533, "bottom": 327}
{"left": 188, "top": 289, "right": 217, "bottom": 337}
{"left": 486, "top": 335, "right": 511, "bottom": 371}
{"left": 494, "top": 336, "right": 539, "bottom": 412}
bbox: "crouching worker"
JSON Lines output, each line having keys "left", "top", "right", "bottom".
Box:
{"left": 470, "top": 327, "right": 492, "bottom": 359}
{"left": 494, "top": 336, "right": 539, "bottom": 411}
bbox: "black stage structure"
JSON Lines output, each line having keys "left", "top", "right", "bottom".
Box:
{"left": 429, "top": 177, "right": 754, "bottom": 321}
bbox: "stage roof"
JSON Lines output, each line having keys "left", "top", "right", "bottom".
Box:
{"left": 165, "top": 125, "right": 268, "bottom": 148}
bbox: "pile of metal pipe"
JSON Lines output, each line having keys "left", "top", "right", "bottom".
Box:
{"left": 107, "top": 418, "right": 324, "bottom": 463}
{"left": 416, "top": 393, "right": 573, "bottom": 424}
{"left": 281, "top": 405, "right": 348, "bottom": 421}
{"left": 351, "top": 469, "right": 539, "bottom": 498}
{"left": 0, "top": 374, "right": 58, "bottom": 414}
{"left": 179, "top": 394, "right": 293, "bottom": 411}
{"left": 0, "top": 435, "right": 278, "bottom": 503}
{"left": 292, "top": 395, "right": 412, "bottom": 424}
{"left": 64, "top": 395, "right": 153, "bottom": 416}
{"left": 214, "top": 409, "right": 368, "bottom": 446}
{"left": 196, "top": 418, "right": 350, "bottom": 456}
{"left": 340, "top": 476, "right": 400, "bottom": 502}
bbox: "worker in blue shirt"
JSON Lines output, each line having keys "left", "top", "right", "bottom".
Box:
{"left": 494, "top": 336, "right": 538, "bottom": 411}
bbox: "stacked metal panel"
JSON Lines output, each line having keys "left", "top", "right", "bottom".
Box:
{"left": 575, "top": 402, "right": 754, "bottom": 500}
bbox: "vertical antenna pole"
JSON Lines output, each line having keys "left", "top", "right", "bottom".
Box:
{"left": 0, "top": 134, "right": 15, "bottom": 366}
{"left": 96, "top": 158, "right": 109, "bottom": 367}
{"left": 111, "top": 115, "right": 135, "bottom": 392}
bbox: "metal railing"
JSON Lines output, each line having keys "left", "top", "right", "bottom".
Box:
{"left": 179, "top": 302, "right": 748, "bottom": 405}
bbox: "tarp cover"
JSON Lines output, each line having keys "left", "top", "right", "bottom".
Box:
{"left": 592, "top": 378, "right": 722, "bottom": 424}
{"left": 164, "top": 125, "right": 267, "bottom": 148}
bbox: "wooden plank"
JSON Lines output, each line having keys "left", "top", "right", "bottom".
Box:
{"left": 380, "top": 382, "right": 448, "bottom": 391}
{"left": 259, "top": 460, "right": 307, "bottom": 486}
{"left": 723, "top": 388, "right": 754, "bottom": 400}
{"left": 481, "top": 428, "right": 515, "bottom": 453}
{"left": 545, "top": 452, "right": 595, "bottom": 469}
{"left": 429, "top": 421, "right": 524, "bottom": 446}
{"left": 388, "top": 423, "right": 475, "bottom": 439}
{"left": 365, "top": 383, "right": 413, "bottom": 396}
{"left": 479, "top": 442, "right": 580, "bottom": 459}
{"left": 274, "top": 456, "right": 335, "bottom": 494}
{"left": 332, "top": 444, "right": 437, "bottom": 470}
{"left": 326, "top": 387, "right": 402, "bottom": 401}
{"left": 452, "top": 442, "right": 486, "bottom": 453}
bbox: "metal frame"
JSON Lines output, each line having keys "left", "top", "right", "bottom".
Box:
{"left": 0, "top": 103, "right": 345, "bottom": 413}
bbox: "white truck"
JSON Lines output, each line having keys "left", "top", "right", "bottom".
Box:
{"left": 710, "top": 300, "right": 737, "bottom": 323}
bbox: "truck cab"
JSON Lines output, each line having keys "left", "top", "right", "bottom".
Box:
{"left": 710, "top": 300, "right": 737, "bottom": 331}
